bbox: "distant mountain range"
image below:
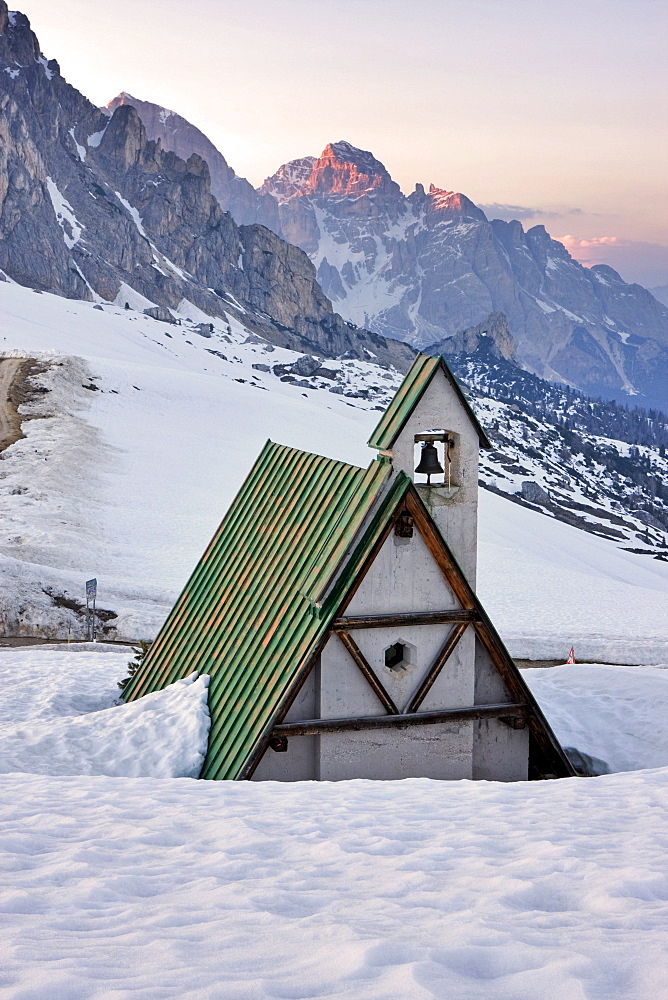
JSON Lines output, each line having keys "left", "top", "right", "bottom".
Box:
{"left": 0, "top": 3, "right": 666, "bottom": 409}
{"left": 106, "top": 98, "right": 667, "bottom": 409}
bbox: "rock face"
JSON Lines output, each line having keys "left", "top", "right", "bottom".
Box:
{"left": 0, "top": 7, "right": 413, "bottom": 370}
{"left": 427, "top": 312, "right": 516, "bottom": 363}
{"left": 261, "top": 142, "right": 668, "bottom": 408}
{"left": 104, "top": 95, "right": 668, "bottom": 406}
{"left": 106, "top": 93, "right": 279, "bottom": 231}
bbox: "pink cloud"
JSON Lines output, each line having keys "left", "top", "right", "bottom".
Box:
{"left": 558, "top": 234, "right": 624, "bottom": 270}
{"left": 559, "top": 234, "right": 621, "bottom": 252}
{"left": 557, "top": 235, "right": 668, "bottom": 287}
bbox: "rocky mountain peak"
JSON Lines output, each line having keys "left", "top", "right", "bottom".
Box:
{"left": 98, "top": 102, "right": 150, "bottom": 170}
{"left": 260, "top": 156, "right": 317, "bottom": 204}
{"left": 102, "top": 91, "right": 280, "bottom": 231}
{"left": 107, "top": 92, "right": 175, "bottom": 126}
{"left": 0, "top": 2, "right": 56, "bottom": 73}
{"left": 425, "top": 185, "right": 487, "bottom": 222}
{"left": 304, "top": 140, "right": 402, "bottom": 200}
{"left": 428, "top": 312, "right": 516, "bottom": 362}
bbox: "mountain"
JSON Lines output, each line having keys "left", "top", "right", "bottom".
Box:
{"left": 260, "top": 142, "right": 668, "bottom": 408}
{"left": 650, "top": 284, "right": 668, "bottom": 309}
{"left": 106, "top": 92, "right": 280, "bottom": 231}
{"left": 0, "top": 7, "right": 412, "bottom": 371}
{"left": 102, "top": 93, "right": 667, "bottom": 408}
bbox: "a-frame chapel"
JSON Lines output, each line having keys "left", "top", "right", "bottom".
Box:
{"left": 124, "top": 353, "right": 574, "bottom": 782}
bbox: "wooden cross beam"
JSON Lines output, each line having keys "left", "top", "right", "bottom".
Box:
{"left": 335, "top": 630, "right": 399, "bottom": 715}
{"left": 334, "top": 616, "right": 470, "bottom": 717}
{"left": 332, "top": 609, "right": 477, "bottom": 629}
{"left": 272, "top": 703, "right": 529, "bottom": 737}
{"left": 405, "top": 621, "right": 469, "bottom": 713}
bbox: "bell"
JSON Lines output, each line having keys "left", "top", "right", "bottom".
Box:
{"left": 415, "top": 441, "right": 444, "bottom": 483}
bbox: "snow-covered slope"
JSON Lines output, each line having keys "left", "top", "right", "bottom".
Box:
{"left": 1, "top": 280, "right": 666, "bottom": 660}
{"left": 0, "top": 281, "right": 395, "bottom": 638}
{"left": 526, "top": 662, "right": 668, "bottom": 772}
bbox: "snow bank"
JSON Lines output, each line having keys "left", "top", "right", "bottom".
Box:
{"left": 0, "top": 646, "right": 210, "bottom": 778}
{"left": 0, "top": 768, "right": 666, "bottom": 998}
{"left": 525, "top": 662, "right": 668, "bottom": 772}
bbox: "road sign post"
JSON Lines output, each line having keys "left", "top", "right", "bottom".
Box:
{"left": 85, "top": 578, "right": 97, "bottom": 641}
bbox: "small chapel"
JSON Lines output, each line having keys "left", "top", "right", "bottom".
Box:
{"left": 124, "top": 353, "right": 574, "bottom": 781}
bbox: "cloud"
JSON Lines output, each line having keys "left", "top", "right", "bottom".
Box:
{"left": 559, "top": 235, "right": 621, "bottom": 250}
{"left": 480, "top": 203, "right": 585, "bottom": 222}
{"left": 556, "top": 235, "right": 668, "bottom": 288}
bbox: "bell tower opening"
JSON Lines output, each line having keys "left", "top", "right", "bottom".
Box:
{"left": 413, "top": 431, "right": 459, "bottom": 491}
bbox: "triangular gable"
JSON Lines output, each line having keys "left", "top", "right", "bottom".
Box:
{"left": 244, "top": 484, "right": 573, "bottom": 781}
{"left": 368, "top": 353, "right": 492, "bottom": 451}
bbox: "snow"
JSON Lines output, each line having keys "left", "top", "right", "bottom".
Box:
{"left": 36, "top": 53, "right": 53, "bottom": 79}
{"left": 113, "top": 280, "right": 156, "bottom": 311}
{"left": 555, "top": 303, "right": 585, "bottom": 322}
{"left": 1, "top": 643, "right": 666, "bottom": 782}
{"left": 68, "top": 126, "right": 86, "bottom": 162}
{"left": 115, "top": 191, "right": 148, "bottom": 238}
{"left": 478, "top": 489, "right": 668, "bottom": 664}
{"left": 0, "top": 765, "right": 666, "bottom": 998}
{"left": 0, "top": 645, "right": 667, "bottom": 997}
{"left": 87, "top": 125, "right": 107, "bottom": 148}
{"left": 0, "top": 278, "right": 666, "bottom": 661}
{"left": 72, "top": 260, "right": 103, "bottom": 302}
{"left": 525, "top": 663, "right": 668, "bottom": 771}
{"left": 0, "top": 646, "right": 210, "bottom": 778}
{"left": 3, "top": 65, "right": 19, "bottom": 78}
{"left": 0, "top": 626, "right": 666, "bottom": 998}
{"left": 45, "top": 176, "right": 83, "bottom": 249}
{"left": 533, "top": 296, "right": 556, "bottom": 314}
{"left": 0, "top": 282, "right": 390, "bottom": 639}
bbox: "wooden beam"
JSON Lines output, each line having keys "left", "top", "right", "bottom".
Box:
{"left": 332, "top": 610, "right": 477, "bottom": 630}
{"left": 405, "top": 622, "right": 469, "bottom": 713}
{"left": 336, "top": 630, "right": 399, "bottom": 715}
{"left": 472, "top": 618, "right": 574, "bottom": 775}
{"left": 404, "top": 491, "right": 476, "bottom": 610}
{"left": 273, "top": 703, "right": 529, "bottom": 737}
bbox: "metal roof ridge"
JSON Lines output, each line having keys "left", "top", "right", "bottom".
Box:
{"left": 368, "top": 353, "right": 492, "bottom": 451}
{"left": 311, "top": 470, "right": 413, "bottom": 612}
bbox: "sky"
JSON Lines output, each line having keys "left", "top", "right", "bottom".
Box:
{"left": 18, "top": 0, "right": 668, "bottom": 288}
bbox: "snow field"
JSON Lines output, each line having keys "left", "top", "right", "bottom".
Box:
{"left": 2, "top": 647, "right": 667, "bottom": 780}
{"left": 0, "top": 648, "right": 667, "bottom": 997}
{"left": 0, "top": 769, "right": 666, "bottom": 999}
{"left": 477, "top": 489, "right": 668, "bottom": 664}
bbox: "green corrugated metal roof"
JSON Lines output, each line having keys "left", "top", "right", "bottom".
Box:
{"left": 123, "top": 441, "right": 405, "bottom": 780}
{"left": 368, "top": 353, "right": 492, "bottom": 451}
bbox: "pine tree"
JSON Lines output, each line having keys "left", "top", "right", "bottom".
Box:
{"left": 118, "top": 640, "right": 152, "bottom": 692}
